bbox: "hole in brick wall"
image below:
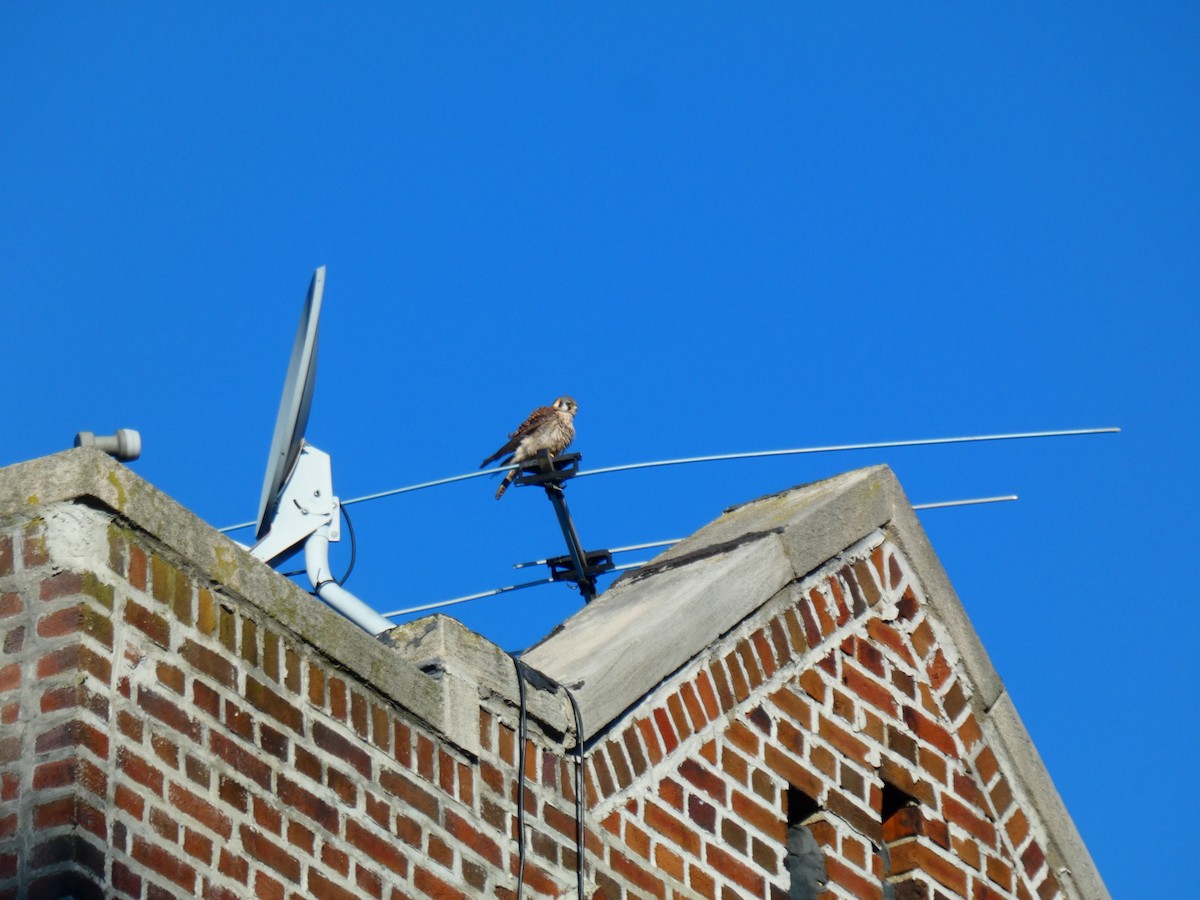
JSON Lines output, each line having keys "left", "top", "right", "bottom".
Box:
{"left": 878, "top": 780, "right": 920, "bottom": 900}
{"left": 880, "top": 780, "right": 918, "bottom": 821}
{"left": 786, "top": 785, "right": 820, "bottom": 826}
{"left": 785, "top": 785, "right": 825, "bottom": 900}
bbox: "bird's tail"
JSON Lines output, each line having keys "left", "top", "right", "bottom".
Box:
{"left": 495, "top": 471, "right": 516, "bottom": 500}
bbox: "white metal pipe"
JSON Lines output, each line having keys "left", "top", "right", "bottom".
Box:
{"left": 304, "top": 526, "right": 393, "bottom": 635}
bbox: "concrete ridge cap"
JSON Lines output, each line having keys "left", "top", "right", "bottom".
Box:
{"left": 983, "top": 692, "right": 1110, "bottom": 900}
{"left": 523, "top": 464, "right": 906, "bottom": 735}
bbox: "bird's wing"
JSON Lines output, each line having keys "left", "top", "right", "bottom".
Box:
{"left": 510, "top": 404, "right": 557, "bottom": 439}
{"left": 480, "top": 404, "right": 556, "bottom": 468}
{"left": 480, "top": 441, "right": 517, "bottom": 469}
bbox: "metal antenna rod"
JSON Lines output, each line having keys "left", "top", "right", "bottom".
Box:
{"left": 515, "top": 538, "right": 682, "bottom": 569}
{"left": 573, "top": 428, "right": 1119, "bottom": 479}
{"left": 217, "top": 427, "right": 1114, "bottom": 532}
{"left": 914, "top": 495, "right": 1017, "bottom": 510}
{"left": 382, "top": 575, "right": 555, "bottom": 619}
{"left": 513, "top": 495, "right": 1018, "bottom": 567}
{"left": 387, "top": 494, "right": 1021, "bottom": 619}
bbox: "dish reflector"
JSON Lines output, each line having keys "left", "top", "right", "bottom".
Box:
{"left": 256, "top": 267, "right": 324, "bottom": 540}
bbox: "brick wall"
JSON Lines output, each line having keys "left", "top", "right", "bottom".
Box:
{"left": 0, "top": 454, "right": 1097, "bottom": 899}
{"left": 0, "top": 505, "right": 588, "bottom": 899}
{"left": 574, "top": 531, "right": 1064, "bottom": 900}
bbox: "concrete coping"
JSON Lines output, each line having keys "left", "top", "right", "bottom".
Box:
{"left": 0, "top": 447, "right": 480, "bottom": 754}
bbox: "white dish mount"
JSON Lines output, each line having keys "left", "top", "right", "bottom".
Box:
{"left": 249, "top": 267, "right": 393, "bottom": 636}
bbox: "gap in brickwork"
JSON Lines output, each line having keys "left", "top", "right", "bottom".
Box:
{"left": 880, "top": 780, "right": 919, "bottom": 822}
{"left": 785, "top": 784, "right": 826, "bottom": 900}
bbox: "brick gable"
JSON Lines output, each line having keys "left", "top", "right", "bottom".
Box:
{"left": 575, "top": 532, "right": 1062, "bottom": 898}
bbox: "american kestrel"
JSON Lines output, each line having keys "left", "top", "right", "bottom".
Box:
{"left": 480, "top": 396, "right": 578, "bottom": 499}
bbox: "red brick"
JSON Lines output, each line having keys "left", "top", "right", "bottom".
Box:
{"left": 958, "top": 712, "right": 984, "bottom": 752}
{"left": 209, "top": 732, "right": 271, "bottom": 789}
{"left": 751, "top": 629, "right": 777, "bottom": 679}
{"left": 131, "top": 836, "right": 197, "bottom": 892}
{"left": 644, "top": 801, "right": 700, "bottom": 855}
{"left": 168, "top": 783, "right": 231, "bottom": 839}
{"left": 636, "top": 716, "right": 664, "bottom": 766}
{"left": 37, "top": 604, "right": 113, "bottom": 646}
{"left": 653, "top": 707, "right": 679, "bottom": 755}
{"left": 610, "top": 848, "right": 666, "bottom": 898}
{"left": 307, "top": 869, "right": 360, "bottom": 900}
{"left": 244, "top": 676, "right": 302, "bottom": 734}
{"left": 416, "top": 734, "right": 435, "bottom": 780}
{"left": 818, "top": 713, "right": 870, "bottom": 764}
{"left": 852, "top": 558, "right": 882, "bottom": 606}
{"left": 444, "top": 807, "right": 503, "bottom": 867}
{"left": 117, "top": 747, "right": 164, "bottom": 797}
{"left": 350, "top": 690, "right": 368, "bottom": 739}
{"left": 808, "top": 588, "right": 837, "bottom": 636}
{"left": 345, "top": 819, "right": 410, "bottom": 877}
{"left": 827, "top": 855, "right": 883, "bottom": 899}
{"left": 680, "top": 680, "right": 707, "bottom": 730}
{"left": 725, "top": 720, "right": 760, "bottom": 758}
{"left": 680, "top": 758, "right": 727, "bottom": 804}
{"left": 890, "top": 840, "right": 968, "bottom": 896}
{"left": 0, "top": 593, "right": 22, "bottom": 619}
{"left": 180, "top": 639, "right": 237, "bottom": 688}
{"left": 254, "top": 871, "right": 284, "bottom": 900}
{"left": 240, "top": 825, "right": 300, "bottom": 882}
{"left": 910, "top": 617, "right": 936, "bottom": 660}
{"left": 831, "top": 577, "right": 856, "bottom": 622}
{"left": 707, "top": 842, "right": 766, "bottom": 896}
{"left": 138, "top": 686, "right": 201, "bottom": 741}
{"left": 379, "top": 768, "right": 439, "bottom": 820}
{"left": 943, "top": 793, "right": 997, "bottom": 847}
{"left": 606, "top": 741, "right": 633, "bottom": 791}
{"left": 1021, "top": 840, "right": 1046, "bottom": 878}
{"left": 413, "top": 865, "right": 468, "bottom": 900}
{"left": 622, "top": 726, "right": 648, "bottom": 779}
{"left": 867, "top": 618, "right": 917, "bottom": 668}
{"left": 660, "top": 776, "right": 685, "bottom": 812}
{"left": 843, "top": 661, "right": 898, "bottom": 716}
{"left": 709, "top": 660, "right": 736, "bottom": 710}
{"left": 738, "top": 641, "right": 766, "bottom": 691}
{"left": 731, "top": 787, "right": 786, "bottom": 842}
{"left": 903, "top": 705, "right": 959, "bottom": 759}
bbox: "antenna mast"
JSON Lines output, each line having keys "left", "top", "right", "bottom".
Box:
{"left": 510, "top": 450, "right": 613, "bottom": 602}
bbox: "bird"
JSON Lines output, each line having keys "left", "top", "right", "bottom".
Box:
{"left": 480, "top": 396, "right": 578, "bottom": 499}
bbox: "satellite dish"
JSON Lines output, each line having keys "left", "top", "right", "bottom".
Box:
{"left": 248, "top": 267, "right": 393, "bottom": 637}
{"left": 256, "top": 267, "right": 323, "bottom": 540}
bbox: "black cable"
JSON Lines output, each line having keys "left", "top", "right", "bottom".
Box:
{"left": 507, "top": 655, "right": 588, "bottom": 899}
{"left": 562, "top": 683, "right": 586, "bottom": 900}
{"left": 336, "top": 503, "right": 357, "bottom": 586}
{"left": 510, "top": 654, "right": 528, "bottom": 900}
{"left": 281, "top": 504, "right": 357, "bottom": 587}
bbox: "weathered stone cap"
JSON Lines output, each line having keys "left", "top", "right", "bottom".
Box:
{"left": 523, "top": 465, "right": 914, "bottom": 732}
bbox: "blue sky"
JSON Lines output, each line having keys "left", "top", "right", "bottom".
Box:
{"left": 4, "top": 5, "right": 1196, "bottom": 895}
